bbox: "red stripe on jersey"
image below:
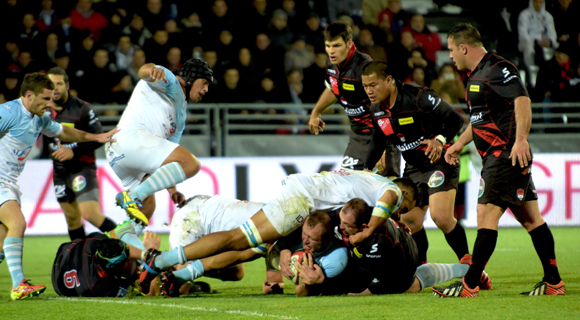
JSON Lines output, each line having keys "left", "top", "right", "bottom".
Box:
{"left": 472, "top": 127, "right": 507, "bottom": 148}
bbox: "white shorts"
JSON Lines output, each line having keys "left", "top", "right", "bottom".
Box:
{"left": 169, "top": 195, "right": 264, "bottom": 249}
{"left": 105, "top": 127, "right": 179, "bottom": 190}
{"left": 0, "top": 182, "right": 21, "bottom": 206}
{"left": 261, "top": 179, "right": 314, "bottom": 236}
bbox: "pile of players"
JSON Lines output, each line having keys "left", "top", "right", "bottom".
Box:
{"left": 0, "top": 22, "right": 564, "bottom": 300}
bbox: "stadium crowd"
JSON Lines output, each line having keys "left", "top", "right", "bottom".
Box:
{"left": 1, "top": 0, "right": 579, "bottom": 110}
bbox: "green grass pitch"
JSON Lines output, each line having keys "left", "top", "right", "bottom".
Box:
{"left": 1, "top": 227, "right": 578, "bottom": 319}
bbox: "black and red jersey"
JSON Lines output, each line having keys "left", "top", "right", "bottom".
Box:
{"left": 52, "top": 233, "right": 134, "bottom": 297}
{"left": 45, "top": 95, "right": 103, "bottom": 172}
{"left": 465, "top": 51, "right": 529, "bottom": 158}
{"left": 346, "top": 219, "right": 419, "bottom": 294}
{"left": 365, "top": 80, "right": 464, "bottom": 169}
{"left": 326, "top": 45, "right": 373, "bottom": 134}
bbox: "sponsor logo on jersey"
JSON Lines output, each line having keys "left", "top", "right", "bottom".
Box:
{"left": 377, "top": 118, "right": 394, "bottom": 135}
{"left": 502, "top": 67, "right": 510, "bottom": 78}
{"left": 72, "top": 175, "right": 87, "bottom": 192}
{"left": 517, "top": 188, "right": 525, "bottom": 201}
{"left": 469, "top": 85, "right": 480, "bottom": 92}
{"left": 327, "top": 69, "right": 336, "bottom": 74}
{"left": 340, "top": 97, "right": 348, "bottom": 105}
{"left": 341, "top": 156, "right": 359, "bottom": 170}
{"left": 54, "top": 184, "right": 66, "bottom": 198}
{"left": 478, "top": 178, "right": 485, "bottom": 198}
{"left": 343, "top": 106, "right": 365, "bottom": 116}
{"left": 61, "top": 122, "right": 75, "bottom": 128}
{"left": 397, "top": 133, "right": 405, "bottom": 142}
{"left": 470, "top": 112, "right": 484, "bottom": 124}
{"left": 373, "top": 111, "right": 385, "bottom": 116}
{"left": 502, "top": 67, "right": 518, "bottom": 82}
{"left": 428, "top": 171, "right": 445, "bottom": 188}
{"left": 428, "top": 95, "right": 442, "bottom": 109}
{"left": 2, "top": 104, "right": 11, "bottom": 112}
{"left": 109, "top": 153, "right": 126, "bottom": 168}
{"left": 370, "top": 243, "right": 378, "bottom": 253}
{"left": 342, "top": 83, "right": 355, "bottom": 91}
{"left": 353, "top": 247, "right": 363, "bottom": 258}
{"left": 396, "top": 136, "right": 424, "bottom": 152}
{"left": 398, "top": 117, "right": 414, "bottom": 125}
{"left": 330, "top": 77, "right": 339, "bottom": 94}
{"left": 14, "top": 146, "right": 32, "bottom": 161}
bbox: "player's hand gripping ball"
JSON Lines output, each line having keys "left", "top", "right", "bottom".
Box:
{"left": 289, "top": 249, "right": 311, "bottom": 284}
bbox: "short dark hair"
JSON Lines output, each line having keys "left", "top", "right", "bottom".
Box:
{"left": 47, "top": 67, "right": 69, "bottom": 84}
{"left": 20, "top": 72, "right": 55, "bottom": 96}
{"left": 393, "top": 177, "right": 419, "bottom": 202}
{"left": 343, "top": 198, "right": 373, "bottom": 227}
{"left": 447, "top": 23, "right": 483, "bottom": 47}
{"left": 306, "top": 211, "right": 332, "bottom": 245}
{"left": 323, "top": 22, "right": 353, "bottom": 43}
{"left": 362, "top": 61, "right": 391, "bottom": 79}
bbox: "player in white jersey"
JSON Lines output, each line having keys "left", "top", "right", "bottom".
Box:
{"left": 0, "top": 73, "right": 118, "bottom": 300}
{"left": 106, "top": 59, "right": 213, "bottom": 228}
{"left": 138, "top": 170, "right": 419, "bottom": 289}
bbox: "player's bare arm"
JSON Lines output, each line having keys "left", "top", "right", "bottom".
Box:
{"left": 58, "top": 125, "right": 119, "bottom": 144}
{"left": 309, "top": 88, "right": 337, "bottom": 134}
{"left": 349, "top": 189, "right": 399, "bottom": 245}
{"left": 420, "top": 138, "right": 443, "bottom": 163}
{"left": 138, "top": 63, "right": 168, "bottom": 83}
{"left": 445, "top": 123, "right": 473, "bottom": 165}
{"left": 279, "top": 249, "right": 294, "bottom": 279}
{"left": 510, "top": 96, "right": 532, "bottom": 168}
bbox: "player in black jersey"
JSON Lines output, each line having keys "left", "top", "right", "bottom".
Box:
{"left": 434, "top": 23, "right": 564, "bottom": 298}
{"left": 360, "top": 61, "right": 469, "bottom": 266}
{"left": 52, "top": 231, "right": 158, "bottom": 297}
{"left": 337, "top": 198, "right": 479, "bottom": 295}
{"left": 47, "top": 67, "right": 117, "bottom": 240}
{"left": 308, "top": 22, "right": 400, "bottom": 175}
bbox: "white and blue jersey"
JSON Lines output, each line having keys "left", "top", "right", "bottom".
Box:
{"left": 117, "top": 66, "right": 186, "bottom": 143}
{"left": 0, "top": 98, "right": 63, "bottom": 185}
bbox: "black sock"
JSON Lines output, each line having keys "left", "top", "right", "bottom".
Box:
{"left": 529, "top": 223, "right": 561, "bottom": 284}
{"left": 98, "top": 217, "right": 117, "bottom": 233}
{"left": 412, "top": 227, "right": 429, "bottom": 264}
{"left": 444, "top": 222, "right": 470, "bottom": 260}
{"left": 68, "top": 226, "right": 86, "bottom": 241}
{"left": 465, "top": 228, "right": 497, "bottom": 289}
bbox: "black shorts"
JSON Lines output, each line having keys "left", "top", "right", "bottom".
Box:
{"left": 478, "top": 154, "right": 538, "bottom": 208}
{"left": 403, "top": 154, "right": 460, "bottom": 207}
{"left": 53, "top": 165, "right": 99, "bottom": 203}
{"left": 343, "top": 132, "right": 401, "bottom": 176}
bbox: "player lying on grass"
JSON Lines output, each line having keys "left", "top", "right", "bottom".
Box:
{"left": 137, "top": 171, "right": 418, "bottom": 289}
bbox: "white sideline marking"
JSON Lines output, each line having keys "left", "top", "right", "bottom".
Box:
{"left": 50, "top": 297, "right": 298, "bottom": 319}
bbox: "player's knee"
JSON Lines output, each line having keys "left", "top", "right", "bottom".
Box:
{"left": 9, "top": 219, "right": 27, "bottom": 235}
{"left": 181, "top": 155, "right": 200, "bottom": 178}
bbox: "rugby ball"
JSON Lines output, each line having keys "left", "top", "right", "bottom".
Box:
{"left": 289, "top": 249, "right": 311, "bottom": 285}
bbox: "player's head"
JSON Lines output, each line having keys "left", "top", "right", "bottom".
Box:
{"left": 95, "top": 239, "right": 134, "bottom": 277}
{"left": 47, "top": 67, "right": 70, "bottom": 106}
{"left": 176, "top": 58, "right": 213, "bottom": 102}
{"left": 20, "top": 72, "right": 55, "bottom": 116}
{"left": 302, "top": 211, "right": 332, "bottom": 252}
{"left": 339, "top": 198, "right": 372, "bottom": 236}
{"left": 324, "top": 22, "right": 353, "bottom": 65}
{"left": 447, "top": 23, "right": 483, "bottom": 71}
{"left": 392, "top": 177, "right": 418, "bottom": 214}
{"left": 362, "top": 61, "right": 395, "bottom": 105}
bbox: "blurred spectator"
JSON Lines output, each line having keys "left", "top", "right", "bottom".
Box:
{"left": 0, "top": 67, "right": 21, "bottom": 102}
{"left": 402, "top": 14, "right": 441, "bottom": 64}
{"left": 140, "top": 0, "right": 170, "bottom": 33}
{"left": 337, "top": 15, "right": 359, "bottom": 44}
{"left": 535, "top": 43, "right": 576, "bottom": 102}
{"left": 388, "top": 30, "right": 418, "bottom": 80}
{"left": 357, "top": 27, "right": 388, "bottom": 62}
{"left": 164, "top": 19, "right": 181, "bottom": 49}
{"left": 518, "top": 0, "right": 558, "bottom": 73}
{"left": 70, "top": 31, "right": 96, "bottom": 75}
{"left": 127, "top": 49, "right": 146, "bottom": 85}
{"left": 548, "top": 0, "right": 578, "bottom": 47}
{"left": 327, "top": 0, "right": 363, "bottom": 24}
{"left": 76, "top": 48, "right": 117, "bottom": 104}
{"left": 0, "top": 0, "right": 25, "bottom": 32}
{"left": 36, "top": 0, "right": 58, "bottom": 32}
{"left": 252, "top": 32, "right": 286, "bottom": 87}
{"left": 403, "top": 66, "right": 428, "bottom": 87}
{"left": 110, "top": 71, "right": 134, "bottom": 104}
{"left": 165, "top": 47, "right": 182, "bottom": 73}
{"left": 430, "top": 63, "right": 465, "bottom": 104}
{"left": 180, "top": 11, "right": 204, "bottom": 49}
{"left": 37, "top": 33, "right": 61, "bottom": 71}
{"left": 216, "top": 67, "right": 255, "bottom": 103}
{"left": 268, "top": 9, "right": 294, "bottom": 49}
{"left": 203, "top": 0, "right": 236, "bottom": 47}
{"left": 15, "top": 49, "right": 39, "bottom": 78}
{"left": 375, "top": 12, "right": 396, "bottom": 48}
{"left": 52, "top": 16, "right": 75, "bottom": 54}
{"left": 142, "top": 29, "right": 171, "bottom": 65}
{"left": 406, "top": 48, "right": 437, "bottom": 83}
{"left": 303, "top": 13, "right": 325, "bottom": 52}
{"left": 113, "top": 35, "right": 138, "bottom": 71}
{"left": 122, "top": 13, "right": 153, "bottom": 47}
{"left": 100, "top": 11, "right": 126, "bottom": 49}
{"left": 377, "top": 0, "right": 409, "bottom": 38}
{"left": 255, "top": 74, "right": 286, "bottom": 103}
{"left": 16, "top": 13, "right": 40, "bottom": 48}
{"left": 236, "top": 47, "right": 260, "bottom": 91}
{"left": 284, "top": 68, "right": 305, "bottom": 104}
{"left": 216, "top": 29, "right": 239, "bottom": 65}
{"left": 69, "top": 0, "right": 109, "bottom": 42}
{"left": 243, "top": 0, "right": 270, "bottom": 43}
{"left": 54, "top": 49, "right": 71, "bottom": 73}
{"left": 284, "top": 35, "right": 315, "bottom": 74}
{"left": 1, "top": 36, "right": 20, "bottom": 75}
{"left": 281, "top": 0, "right": 305, "bottom": 34}
{"left": 203, "top": 49, "right": 221, "bottom": 83}
{"left": 362, "top": 0, "right": 387, "bottom": 26}
{"left": 302, "top": 52, "right": 328, "bottom": 103}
